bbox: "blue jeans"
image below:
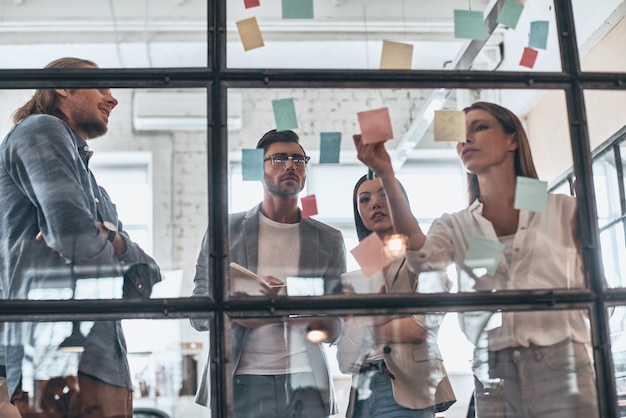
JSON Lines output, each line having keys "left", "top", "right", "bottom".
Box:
{"left": 352, "top": 364, "right": 436, "bottom": 418}
{"left": 474, "top": 339, "right": 599, "bottom": 418}
{"left": 233, "top": 373, "right": 327, "bottom": 418}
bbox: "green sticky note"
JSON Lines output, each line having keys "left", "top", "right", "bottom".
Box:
{"left": 514, "top": 176, "right": 548, "bottom": 213}
{"left": 242, "top": 148, "right": 264, "bottom": 181}
{"left": 529, "top": 20, "right": 549, "bottom": 50}
{"left": 454, "top": 9, "right": 486, "bottom": 41}
{"left": 464, "top": 236, "right": 505, "bottom": 276}
{"left": 497, "top": 0, "right": 524, "bottom": 29}
{"left": 272, "top": 98, "right": 298, "bottom": 131}
{"left": 282, "top": 0, "right": 314, "bottom": 19}
{"left": 319, "top": 132, "right": 341, "bottom": 164}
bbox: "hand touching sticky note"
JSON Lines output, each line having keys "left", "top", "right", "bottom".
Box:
{"left": 357, "top": 107, "right": 393, "bottom": 144}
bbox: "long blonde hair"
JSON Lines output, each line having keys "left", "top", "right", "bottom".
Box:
{"left": 463, "top": 101, "right": 539, "bottom": 205}
{"left": 11, "top": 57, "right": 97, "bottom": 125}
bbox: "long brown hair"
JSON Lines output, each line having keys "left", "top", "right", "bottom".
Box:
{"left": 463, "top": 101, "right": 539, "bottom": 204}
{"left": 11, "top": 57, "right": 98, "bottom": 124}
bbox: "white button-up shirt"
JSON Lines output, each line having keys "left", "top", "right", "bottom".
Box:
{"left": 407, "top": 193, "right": 590, "bottom": 350}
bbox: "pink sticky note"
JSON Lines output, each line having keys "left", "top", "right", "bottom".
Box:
{"left": 300, "top": 194, "right": 318, "bottom": 219}
{"left": 519, "top": 47, "right": 538, "bottom": 68}
{"left": 357, "top": 107, "right": 394, "bottom": 144}
{"left": 244, "top": 0, "right": 260, "bottom": 8}
{"left": 350, "top": 233, "right": 393, "bottom": 277}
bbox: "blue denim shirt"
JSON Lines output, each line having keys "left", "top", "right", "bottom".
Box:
{"left": 0, "top": 114, "right": 161, "bottom": 394}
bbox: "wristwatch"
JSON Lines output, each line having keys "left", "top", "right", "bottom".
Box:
{"left": 103, "top": 221, "right": 118, "bottom": 242}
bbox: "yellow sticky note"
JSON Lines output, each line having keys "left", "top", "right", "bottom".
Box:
{"left": 236, "top": 17, "right": 265, "bottom": 51}
{"left": 434, "top": 110, "right": 466, "bottom": 142}
{"left": 380, "top": 40, "right": 413, "bottom": 70}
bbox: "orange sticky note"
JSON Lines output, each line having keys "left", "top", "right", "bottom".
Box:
{"left": 357, "top": 107, "right": 394, "bottom": 144}
{"left": 519, "top": 47, "right": 538, "bottom": 68}
{"left": 236, "top": 17, "right": 264, "bottom": 51}
{"left": 300, "top": 194, "right": 318, "bottom": 219}
{"left": 350, "top": 233, "right": 393, "bottom": 277}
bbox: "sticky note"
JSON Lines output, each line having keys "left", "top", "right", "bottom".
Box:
{"left": 236, "top": 17, "right": 265, "bottom": 51}
{"left": 319, "top": 132, "right": 341, "bottom": 164}
{"left": 529, "top": 20, "right": 549, "bottom": 50}
{"left": 357, "top": 107, "right": 393, "bottom": 144}
{"left": 380, "top": 40, "right": 413, "bottom": 70}
{"left": 497, "top": 0, "right": 524, "bottom": 29}
{"left": 244, "top": 0, "right": 260, "bottom": 8}
{"left": 519, "top": 47, "right": 538, "bottom": 68}
{"left": 242, "top": 148, "right": 264, "bottom": 181}
{"left": 300, "top": 194, "right": 318, "bottom": 218}
{"left": 514, "top": 176, "right": 548, "bottom": 213}
{"left": 272, "top": 98, "right": 298, "bottom": 131}
{"left": 454, "top": 9, "right": 486, "bottom": 41}
{"left": 434, "top": 110, "right": 466, "bottom": 142}
{"left": 350, "top": 233, "right": 393, "bottom": 278}
{"left": 464, "top": 236, "right": 505, "bottom": 276}
{"left": 282, "top": 0, "right": 314, "bottom": 19}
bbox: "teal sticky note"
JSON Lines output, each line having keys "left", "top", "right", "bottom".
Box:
{"left": 529, "top": 20, "right": 549, "bottom": 50}
{"left": 464, "top": 236, "right": 505, "bottom": 276}
{"left": 514, "top": 176, "right": 548, "bottom": 213}
{"left": 497, "top": 0, "right": 524, "bottom": 29}
{"left": 319, "top": 132, "right": 341, "bottom": 164}
{"left": 242, "top": 148, "right": 264, "bottom": 181}
{"left": 454, "top": 9, "right": 486, "bottom": 41}
{"left": 272, "top": 98, "right": 298, "bottom": 131}
{"left": 282, "top": 0, "right": 314, "bottom": 19}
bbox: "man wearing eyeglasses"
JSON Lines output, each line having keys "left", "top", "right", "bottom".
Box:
{"left": 192, "top": 129, "right": 347, "bottom": 417}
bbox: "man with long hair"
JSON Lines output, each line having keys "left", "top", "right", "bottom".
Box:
{"left": 0, "top": 57, "right": 161, "bottom": 417}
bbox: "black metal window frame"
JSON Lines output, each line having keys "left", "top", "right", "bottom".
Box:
{"left": 0, "top": 0, "right": 625, "bottom": 416}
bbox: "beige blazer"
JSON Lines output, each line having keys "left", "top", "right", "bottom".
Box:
{"left": 336, "top": 258, "right": 456, "bottom": 414}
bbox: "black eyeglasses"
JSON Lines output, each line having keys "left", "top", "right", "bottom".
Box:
{"left": 264, "top": 153, "right": 311, "bottom": 168}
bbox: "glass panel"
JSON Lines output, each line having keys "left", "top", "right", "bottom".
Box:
{"left": 0, "top": 1, "right": 208, "bottom": 68}
{"left": 602, "top": 222, "right": 626, "bottom": 288}
{"left": 221, "top": 87, "right": 578, "bottom": 300}
{"left": 0, "top": 87, "right": 208, "bottom": 301}
{"left": 225, "top": 308, "right": 598, "bottom": 417}
{"left": 227, "top": 0, "right": 561, "bottom": 71}
{"left": 584, "top": 90, "right": 626, "bottom": 152}
{"left": 574, "top": 0, "right": 626, "bottom": 72}
{"left": 1, "top": 318, "right": 211, "bottom": 417}
{"left": 593, "top": 152, "right": 622, "bottom": 230}
{"left": 610, "top": 306, "right": 626, "bottom": 415}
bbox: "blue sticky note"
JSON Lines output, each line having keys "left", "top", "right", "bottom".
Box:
{"left": 272, "top": 98, "right": 298, "bottom": 131}
{"left": 282, "top": 0, "right": 314, "bottom": 19}
{"left": 319, "top": 132, "right": 341, "bottom": 164}
{"left": 497, "top": 0, "right": 524, "bottom": 29}
{"left": 454, "top": 9, "right": 486, "bottom": 41}
{"left": 464, "top": 236, "right": 505, "bottom": 276}
{"left": 514, "top": 176, "right": 548, "bottom": 213}
{"left": 529, "top": 20, "right": 549, "bottom": 50}
{"left": 242, "top": 148, "right": 264, "bottom": 181}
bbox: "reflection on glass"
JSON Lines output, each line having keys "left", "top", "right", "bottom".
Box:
{"left": 218, "top": 309, "right": 598, "bottom": 417}
{"left": 226, "top": 0, "right": 562, "bottom": 71}
{"left": 0, "top": 1, "right": 208, "bottom": 68}
{"left": 1, "top": 318, "right": 210, "bottom": 418}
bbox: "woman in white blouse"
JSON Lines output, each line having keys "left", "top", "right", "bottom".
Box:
{"left": 353, "top": 101, "right": 598, "bottom": 418}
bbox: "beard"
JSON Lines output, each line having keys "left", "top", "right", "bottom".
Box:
{"left": 264, "top": 174, "right": 304, "bottom": 199}
{"left": 68, "top": 103, "right": 108, "bottom": 139}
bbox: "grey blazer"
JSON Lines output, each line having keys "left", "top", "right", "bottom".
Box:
{"left": 192, "top": 203, "right": 347, "bottom": 414}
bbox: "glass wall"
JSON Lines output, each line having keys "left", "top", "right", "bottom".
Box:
{"left": 0, "top": 0, "right": 625, "bottom": 417}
